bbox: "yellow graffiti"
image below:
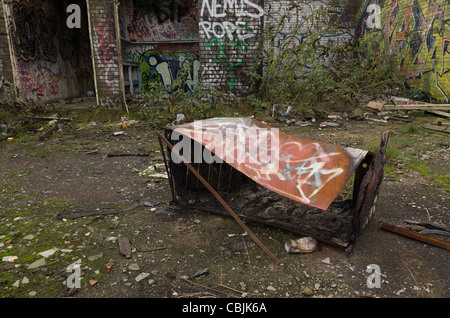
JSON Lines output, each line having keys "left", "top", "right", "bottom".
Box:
{"left": 357, "top": 0, "right": 450, "bottom": 101}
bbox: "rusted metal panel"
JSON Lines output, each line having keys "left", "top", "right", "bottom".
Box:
{"left": 172, "top": 117, "right": 368, "bottom": 211}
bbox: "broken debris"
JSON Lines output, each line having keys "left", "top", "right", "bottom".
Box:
{"left": 57, "top": 204, "right": 118, "bottom": 219}
{"left": 193, "top": 268, "right": 209, "bottom": 278}
{"left": 285, "top": 237, "right": 318, "bottom": 254}
{"left": 118, "top": 237, "right": 132, "bottom": 259}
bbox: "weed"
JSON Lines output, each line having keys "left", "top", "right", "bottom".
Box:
{"left": 247, "top": 1, "right": 407, "bottom": 113}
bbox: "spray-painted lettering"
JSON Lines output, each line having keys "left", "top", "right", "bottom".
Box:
{"left": 199, "top": 0, "right": 263, "bottom": 39}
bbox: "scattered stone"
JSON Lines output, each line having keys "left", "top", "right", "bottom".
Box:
{"left": 148, "top": 279, "right": 155, "bottom": 285}
{"left": 128, "top": 263, "right": 140, "bottom": 271}
{"left": 88, "top": 253, "right": 103, "bottom": 261}
{"left": 321, "top": 257, "right": 331, "bottom": 265}
{"left": 89, "top": 280, "right": 98, "bottom": 286}
{"left": 135, "top": 272, "right": 150, "bottom": 282}
{"left": 395, "top": 288, "right": 406, "bottom": 296}
{"left": 193, "top": 268, "right": 209, "bottom": 278}
{"left": 39, "top": 248, "right": 58, "bottom": 258}
{"left": 118, "top": 237, "right": 132, "bottom": 259}
{"left": 2, "top": 255, "right": 17, "bottom": 262}
{"left": 302, "top": 287, "right": 314, "bottom": 296}
{"left": 29, "top": 291, "right": 36, "bottom": 297}
{"left": 27, "top": 258, "right": 46, "bottom": 269}
{"left": 13, "top": 280, "right": 20, "bottom": 288}
{"left": 267, "top": 286, "right": 276, "bottom": 291}
{"left": 23, "top": 235, "right": 34, "bottom": 240}
{"left": 22, "top": 277, "right": 29, "bottom": 284}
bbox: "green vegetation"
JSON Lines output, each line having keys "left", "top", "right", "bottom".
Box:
{"left": 378, "top": 125, "right": 450, "bottom": 191}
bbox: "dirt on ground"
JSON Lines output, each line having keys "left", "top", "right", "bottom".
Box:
{"left": 0, "top": 107, "right": 448, "bottom": 304}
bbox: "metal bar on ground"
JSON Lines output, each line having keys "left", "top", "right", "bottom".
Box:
{"left": 157, "top": 133, "right": 176, "bottom": 203}
{"left": 378, "top": 221, "right": 450, "bottom": 251}
{"left": 156, "top": 131, "right": 281, "bottom": 265}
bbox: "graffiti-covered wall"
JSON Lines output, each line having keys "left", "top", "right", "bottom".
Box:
{"left": 88, "top": 0, "right": 124, "bottom": 109}
{"left": 4, "top": 0, "right": 94, "bottom": 101}
{"left": 119, "top": 0, "right": 199, "bottom": 42}
{"left": 119, "top": 0, "right": 200, "bottom": 94}
{"left": 265, "top": 0, "right": 355, "bottom": 70}
{"left": 356, "top": 0, "right": 450, "bottom": 101}
{"left": 198, "top": 0, "right": 264, "bottom": 94}
{"left": 0, "top": 3, "right": 14, "bottom": 84}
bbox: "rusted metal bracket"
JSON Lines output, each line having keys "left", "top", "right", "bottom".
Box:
{"left": 156, "top": 131, "right": 281, "bottom": 265}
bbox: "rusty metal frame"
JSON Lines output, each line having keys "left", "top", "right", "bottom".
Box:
{"left": 156, "top": 131, "right": 281, "bottom": 265}
{"left": 157, "top": 120, "right": 390, "bottom": 250}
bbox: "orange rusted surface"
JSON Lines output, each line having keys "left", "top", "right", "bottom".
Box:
{"left": 172, "top": 118, "right": 368, "bottom": 210}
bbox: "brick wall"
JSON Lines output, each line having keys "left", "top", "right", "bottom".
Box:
{"left": 198, "top": 0, "right": 265, "bottom": 97}
{"left": 197, "top": 0, "right": 355, "bottom": 97}
{"left": 265, "top": 0, "right": 354, "bottom": 59}
{"left": 87, "top": 0, "right": 124, "bottom": 109}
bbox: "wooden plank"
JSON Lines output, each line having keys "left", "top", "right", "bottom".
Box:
{"left": 422, "top": 125, "right": 450, "bottom": 134}
{"left": 384, "top": 104, "right": 450, "bottom": 110}
{"left": 425, "top": 110, "right": 450, "bottom": 118}
{"left": 378, "top": 221, "right": 450, "bottom": 250}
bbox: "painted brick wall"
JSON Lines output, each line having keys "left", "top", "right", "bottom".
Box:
{"left": 198, "top": 0, "right": 265, "bottom": 96}
{"left": 355, "top": 0, "right": 450, "bottom": 102}
{"left": 0, "top": 2, "right": 14, "bottom": 84}
{"left": 265, "top": 0, "right": 355, "bottom": 59}
{"left": 87, "top": 0, "right": 124, "bottom": 109}
{"left": 118, "top": 0, "right": 200, "bottom": 95}
{"left": 197, "top": 0, "right": 355, "bottom": 97}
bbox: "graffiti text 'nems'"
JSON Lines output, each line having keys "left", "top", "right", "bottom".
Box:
{"left": 66, "top": 4, "right": 81, "bottom": 29}
{"left": 200, "top": 0, "right": 265, "bottom": 39}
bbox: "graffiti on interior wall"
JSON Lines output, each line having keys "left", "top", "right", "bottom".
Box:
{"left": 141, "top": 47, "right": 200, "bottom": 93}
{"left": 8, "top": 1, "right": 90, "bottom": 99}
{"left": 15, "top": 60, "right": 61, "bottom": 97}
{"left": 120, "top": 0, "right": 198, "bottom": 42}
{"left": 11, "top": 2, "right": 58, "bottom": 64}
{"left": 11, "top": 2, "right": 80, "bottom": 68}
{"left": 200, "top": 0, "right": 264, "bottom": 91}
{"left": 356, "top": 0, "right": 450, "bottom": 101}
